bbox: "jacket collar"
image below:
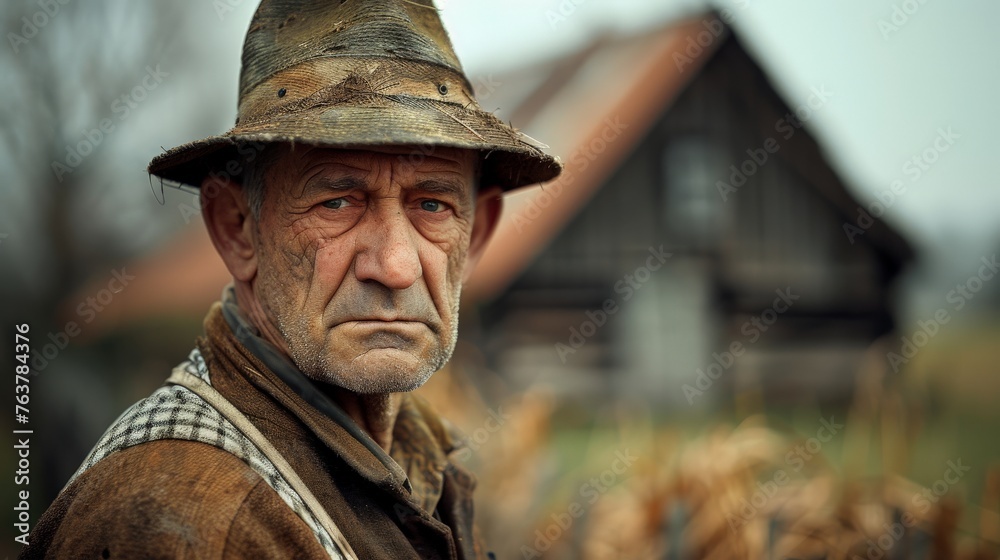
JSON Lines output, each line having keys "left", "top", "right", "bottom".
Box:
{"left": 207, "top": 285, "right": 465, "bottom": 512}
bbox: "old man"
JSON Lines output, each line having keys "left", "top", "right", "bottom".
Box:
{"left": 21, "top": 0, "right": 560, "bottom": 558}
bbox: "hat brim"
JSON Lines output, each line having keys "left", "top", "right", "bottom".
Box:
{"left": 148, "top": 96, "right": 562, "bottom": 191}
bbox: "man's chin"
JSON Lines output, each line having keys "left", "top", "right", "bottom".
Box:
{"left": 323, "top": 371, "right": 434, "bottom": 395}
{"left": 304, "top": 348, "right": 439, "bottom": 395}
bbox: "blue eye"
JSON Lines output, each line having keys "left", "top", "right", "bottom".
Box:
{"left": 322, "top": 198, "right": 348, "bottom": 209}
{"left": 421, "top": 200, "right": 443, "bottom": 212}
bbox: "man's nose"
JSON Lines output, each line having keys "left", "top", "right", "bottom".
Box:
{"left": 353, "top": 205, "right": 422, "bottom": 290}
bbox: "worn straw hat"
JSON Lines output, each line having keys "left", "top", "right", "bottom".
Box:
{"left": 148, "top": 0, "right": 562, "bottom": 191}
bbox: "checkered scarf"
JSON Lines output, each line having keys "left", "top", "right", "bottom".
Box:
{"left": 69, "top": 348, "right": 346, "bottom": 559}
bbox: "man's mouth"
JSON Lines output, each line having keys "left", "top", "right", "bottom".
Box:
{"left": 335, "top": 316, "right": 438, "bottom": 334}
{"left": 339, "top": 319, "right": 431, "bottom": 336}
{"left": 342, "top": 322, "right": 428, "bottom": 351}
{"left": 344, "top": 318, "right": 425, "bottom": 325}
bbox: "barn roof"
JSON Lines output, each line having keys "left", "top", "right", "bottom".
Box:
{"left": 465, "top": 13, "right": 914, "bottom": 300}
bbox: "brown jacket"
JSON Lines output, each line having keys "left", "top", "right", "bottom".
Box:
{"left": 21, "top": 304, "right": 487, "bottom": 559}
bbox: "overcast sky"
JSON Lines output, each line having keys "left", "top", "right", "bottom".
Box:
{"left": 442, "top": 0, "right": 1000, "bottom": 260}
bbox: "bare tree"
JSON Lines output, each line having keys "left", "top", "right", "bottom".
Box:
{"left": 0, "top": 0, "right": 245, "bottom": 520}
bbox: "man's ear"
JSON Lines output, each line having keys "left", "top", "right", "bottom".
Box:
{"left": 200, "top": 176, "right": 258, "bottom": 283}
{"left": 463, "top": 186, "right": 503, "bottom": 282}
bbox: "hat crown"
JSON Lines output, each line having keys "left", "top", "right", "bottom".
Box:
{"left": 148, "top": 0, "right": 562, "bottom": 192}
{"left": 239, "top": 0, "right": 465, "bottom": 100}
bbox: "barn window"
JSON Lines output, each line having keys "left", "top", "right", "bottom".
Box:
{"left": 661, "top": 137, "right": 726, "bottom": 247}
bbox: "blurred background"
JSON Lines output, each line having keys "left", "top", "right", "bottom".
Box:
{"left": 2, "top": 0, "right": 998, "bottom": 558}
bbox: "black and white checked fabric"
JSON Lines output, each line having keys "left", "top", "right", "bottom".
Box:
{"left": 71, "top": 349, "right": 345, "bottom": 559}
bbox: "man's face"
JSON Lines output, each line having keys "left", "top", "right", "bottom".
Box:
{"left": 248, "top": 145, "right": 488, "bottom": 394}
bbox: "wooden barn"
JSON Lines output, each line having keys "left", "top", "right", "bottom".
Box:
{"left": 462, "top": 13, "right": 915, "bottom": 407}
{"left": 66, "top": 12, "right": 917, "bottom": 409}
